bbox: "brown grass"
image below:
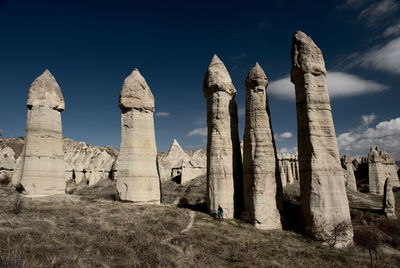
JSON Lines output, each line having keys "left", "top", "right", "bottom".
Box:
{"left": 1, "top": 185, "right": 399, "bottom": 267}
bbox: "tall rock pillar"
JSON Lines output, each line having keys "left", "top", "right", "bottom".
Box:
{"left": 242, "top": 63, "right": 281, "bottom": 230}
{"left": 291, "top": 31, "right": 353, "bottom": 247}
{"left": 116, "top": 69, "right": 160, "bottom": 203}
{"left": 203, "top": 55, "right": 243, "bottom": 218}
{"left": 19, "top": 70, "right": 65, "bottom": 195}
{"left": 341, "top": 154, "right": 358, "bottom": 191}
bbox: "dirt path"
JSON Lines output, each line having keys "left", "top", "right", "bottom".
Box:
{"left": 180, "top": 210, "right": 195, "bottom": 234}
{"left": 161, "top": 210, "right": 196, "bottom": 267}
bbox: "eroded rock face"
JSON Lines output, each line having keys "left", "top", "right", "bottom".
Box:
{"left": 341, "top": 154, "right": 358, "bottom": 191}
{"left": 17, "top": 70, "right": 66, "bottom": 195}
{"left": 115, "top": 69, "right": 160, "bottom": 203}
{"left": 203, "top": 55, "right": 243, "bottom": 218}
{"left": 383, "top": 178, "right": 396, "bottom": 218}
{"left": 63, "top": 138, "right": 117, "bottom": 186}
{"left": 368, "top": 147, "right": 400, "bottom": 195}
{"left": 291, "top": 31, "right": 353, "bottom": 247}
{"left": 278, "top": 153, "right": 299, "bottom": 188}
{"left": 242, "top": 63, "right": 281, "bottom": 230}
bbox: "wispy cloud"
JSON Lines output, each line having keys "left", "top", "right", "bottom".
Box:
{"left": 337, "top": 114, "right": 400, "bottom": 160}
{"left": 187, "top": 127, "right": 207, "bottom": 137}
{"left": 232, "top": 53, "right": 246, "bottom": 61}
{"left": 357, "top": 0, "right": 399, "bottom": 26}
{"left": 350, "top": 37, "right": 400, "bottom": 74}
{"left": 268, "top": 72, "right": 387, "bottom": 100}
{"left": 155, "top": 112, "right": 170, "bottom": 117}
{"left": 275, "top": 132, "right": 293, "bottom": 140}
{"left": 338, "top": 0, "right": 369, "bottom": 10}
{"left": 383, "top": 21, "right": 400, "bottom": 37}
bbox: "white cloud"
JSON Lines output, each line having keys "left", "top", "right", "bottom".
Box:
{"left": 187, "top": 127, "right": 207, "bottom": 137}
{"left": 275, "top": 132, "right": 293, "bottom": 140}
{"left": 268, "top": 72, "right": 387, "bottom": 100}
{"left": 337, "top": 115, "right": 400, "bottom": 160}
{"left": 357, "top": 0, "right": 399, "bottom": 26}
{"left": 357, "top": 37, "right": 400, "bottom": 74}
{"left": 383, "top": 21, "right": 400, "bottom": 37}
{"left": 155, "top": 112, "right": 170, "bottom": 117}
{"left": 278, "top": 146, "right": 298, "bottom": 154}
{"left": 361, "top": 113, "right": 376, "bottom": 126}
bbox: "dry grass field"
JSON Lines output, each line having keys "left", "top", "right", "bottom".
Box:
{"left": 1, "top": 184, "right": 400, "bottom": 267}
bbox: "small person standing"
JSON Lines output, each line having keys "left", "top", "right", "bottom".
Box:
{"left": 217, "top": 205, "right": 224, "bottom": 220}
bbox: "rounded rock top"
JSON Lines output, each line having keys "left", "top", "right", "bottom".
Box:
{"left": 119, "top": 68, "right": 155, "bottom": 111}
{"left": 27, "top": 69, "right": 65, "bottom": 111}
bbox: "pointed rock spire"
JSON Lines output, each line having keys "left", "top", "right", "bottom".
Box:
{"left": 203, "top": 54, "right": 236, "bottom": 98}
{"left": 245, "top": 62, "right": 268, "bottom": 89}
{"left": 27, "top": 69, "right": 65, "bottom": 111}
{"left": 169, "top": 139, "right": 184, "bottom": 154}
{"left": 119, "top": 68, "right": 155, "bottom": 111}
{"left": 243, "top": 62, "right": 281, "bottom": 230}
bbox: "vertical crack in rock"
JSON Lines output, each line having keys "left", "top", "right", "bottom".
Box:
{"left": 115, "top": 68, "right": 160, "bottom": 203}
{"left": 17, "top": 69, "right": 66, "bottom": 195}
{"left": 203, "top": 55, "right": 243, "bottom": 218}
{"left": 291, "top": 31, "right": 353, "bottom": 247}
{"left": 242, "top": 62, "right": 282, "bottom": 230}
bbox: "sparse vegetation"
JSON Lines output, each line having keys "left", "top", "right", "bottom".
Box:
{"left": 11, "top": 192, "right": 23, "bottom": 215}
{"left": 2, "top": 186, "right": 396, "bottom": 267}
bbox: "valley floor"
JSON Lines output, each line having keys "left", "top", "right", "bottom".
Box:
{"left": 0, "top": 186, "right": 399, "bottom": 267}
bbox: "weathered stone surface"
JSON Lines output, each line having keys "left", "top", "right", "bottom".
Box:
{"left": 0, "top": 144, "right": 16, "bottom": 185}
{"left": 291, "top": 31, "right": 353, "bottom": 247}
{"left": 368, "top": 147, "right": 400, "bottom": 195}
{"left": 341, "top": 154, "right": 358, "bottom": 191}
{"left": 27, "top": 69, "right": 65, "bottom": 111}
{"left": 17, "top": 70, "right": 66, "bottom": 195}
{"left": 242, "top": 63, "right": 281, "bottom": 230}
{"left": 203, "top": 55, "right": 243, "bottom": 218}
{"left": 383, "top": 178, "right": 396, "bottom": 218}
{"left": 158, "top": 139, "right": 207, "bottom": 185}
{"left": 278, "top": 152, "right": 299, "bottom": 188}
{"left": 63, "top": 138, "right": 117, "bottom": 186}
{"left": 115, "top": 69, "right": 160, "bottom": 203}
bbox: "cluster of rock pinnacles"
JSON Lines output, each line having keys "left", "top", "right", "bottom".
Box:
{"left": 15, "top": 31, "right": 355, "bottom": 247}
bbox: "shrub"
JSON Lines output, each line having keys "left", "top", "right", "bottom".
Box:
{"left": 12, "top": 193, "right": 23, "bottom": 215}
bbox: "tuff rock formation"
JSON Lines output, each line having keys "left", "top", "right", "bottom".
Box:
{"left": 341, "top": 155, "right": 358, "bottom": 191}
{"left": 383, "top": 178, "right": 396, "bottom": 218}
{"left": 291, "top": 31, "right": 353, "bottom": 247}
{"left": 157, "top": 139, "right": 206, "bottom": 185}
{"left": 63, "top": 138, "right": 117, "bottom": 186}
{"left": 16, "top": 70, "right": 66, "bottom": 195}
{"left": 278, "top": 152, "right": 299, "bottom": 188}
{"left": 203, "top": 55, "right": 243, "bottom": 218}
{"left": 368, "top": 147, "right": 399, "bottom": 195}
{"left": 242, "top": 63, "right": 281, "bottom": 230}
{"left": 115, "top": 69, "right": 160, "bottom": 203}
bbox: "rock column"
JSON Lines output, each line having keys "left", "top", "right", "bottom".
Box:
{"left": 383, "top": 178, "right": 396, "bottom": 218}
{"left": 116, "top": 69, "right": 160, "bottom": 203}
{"left": 291, "top": 31, "right": 353, "bottom": 247}
{"left": 341, "top": 154, "right": 357, "bottom": 191}
{"left": 242, "top": 63, "right": 281, "bottom": 229}
{"left": 203, "top": 55, "right": 243, "bottom": 218}
{"left": 19, "top": 70, "right": 66, "bottom": 195}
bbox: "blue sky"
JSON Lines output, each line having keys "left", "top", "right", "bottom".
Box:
{"left": 0, "top": 0, "right": 399, "bottom": 159}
